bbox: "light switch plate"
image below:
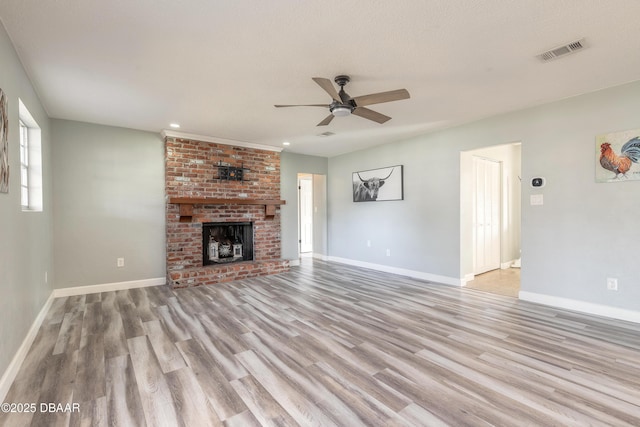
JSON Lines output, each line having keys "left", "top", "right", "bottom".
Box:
{"left": 530, "top": 194, "right": 544, "bottom": 206}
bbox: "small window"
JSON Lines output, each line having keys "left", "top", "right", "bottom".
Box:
{"left": 19, "top": 120, "right": 29, "bottom": 208}
{"left": 18, "top": 99, "right": 42, "bottom": 212}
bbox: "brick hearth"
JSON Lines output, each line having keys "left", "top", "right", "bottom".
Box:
{"left": 165, "top": 136, "right": 289, "bottom": 288}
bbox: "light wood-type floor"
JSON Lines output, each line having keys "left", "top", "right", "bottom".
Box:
{"left": 2, "top": 259, "right": 640, "bottom": 426}
{"left": 465, "top": 268, "right": 521, "bottom": 298}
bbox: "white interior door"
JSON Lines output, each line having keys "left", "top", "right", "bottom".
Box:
{"left": 299, "top": 177, "right": 313, "bottom": 253}
{"left": 473, "top": 157, "right": 501, "bottom": 275}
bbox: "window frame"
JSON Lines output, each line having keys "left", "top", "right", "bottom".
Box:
{"left": 19, "top": 119, "right": 30, "bottom": 209}
{"left": 18, "top": 99, "right": 43, "bottom": 212}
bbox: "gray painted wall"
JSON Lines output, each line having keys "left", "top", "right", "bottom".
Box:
{"left": 329, "top": 141, "right": 460, "bottom": 275}
{"left": 312, "top": 174, "right": 327, "bottom": 256}
{"left": 328, "top": 80, "right": 640, "bottom": 312}
{"left": 51, "top": 119, "right": 165, "bottom": 288}
{"left": 280, "top": 151, "right": 328, "bottom": 260}
{"left": 0, "top": 22, "right": 54, "bottom": 382}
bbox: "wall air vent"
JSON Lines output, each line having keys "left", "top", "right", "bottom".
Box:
{"left": 537, "top": 38, "right": 586, "bottom": 62}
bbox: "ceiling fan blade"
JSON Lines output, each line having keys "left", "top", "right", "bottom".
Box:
{"left": 274, "top": 104, "right": 329, "bottom": 108}
{"left": 312, "top": 77, "right": 341, "bottom": 102}
{"left": 352, "top": 107, "right": 391, "bottom": 124}
{"left": 352, "top": 89, "right": 410, "bottom": 107}
{"left": 317, "top": 114, "right": 335, "bottom": 126}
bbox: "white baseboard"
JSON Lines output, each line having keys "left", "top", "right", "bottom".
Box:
{"left": 313, "top": 253, "right": 329, "bottom": 261}
{"left": 501, "top": 260, "right": 515, "bottom": 269}
{"left": 519, "top": 291, "right": 640, "bottom": 324}
{"left": 462, "top": 273, "right": 475, "bottom": 285}
{"left": 0, "top": 293, "right": 55, "bottom": 402}
{"left": 289, "top": 259, "right": 301, "bottom": 267}
{"left": 326, "top": 256, "right": 461, "bottom": 286}
{"left": 53, "top": 277, "right": 166, "bottom": 298}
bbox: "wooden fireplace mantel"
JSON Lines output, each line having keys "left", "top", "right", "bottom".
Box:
{"left": 169, "top": 197, "right": 286, "bottom": 222}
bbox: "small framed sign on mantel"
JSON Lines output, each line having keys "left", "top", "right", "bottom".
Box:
{"left": 218, "top": 164, "right": 244, "bottom": 181}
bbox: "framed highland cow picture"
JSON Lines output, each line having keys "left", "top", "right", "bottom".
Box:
{"left": 596, "top": 128, "right": 640, "bottom": 183}
{"left": 352, "top": 165, "right": 403, "bottom": 202}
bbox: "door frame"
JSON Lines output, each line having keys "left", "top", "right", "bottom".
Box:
{"left": 460, "top": 142, "right": 522, "bottom": 286}
{"left": 298, "top": 174, "right": 313, "bottom": 254}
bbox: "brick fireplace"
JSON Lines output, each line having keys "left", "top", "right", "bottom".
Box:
{"left": 164, "top": 135, "right": 289, "bottom": 288}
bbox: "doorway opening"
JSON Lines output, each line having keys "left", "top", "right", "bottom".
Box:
{"left": 460, "top": 143, "right": 521, "bottom": 297}
{"left": 298, "top": 174, "right": 313, "bottom": 255}
{"left": 296, "top": 173, "right": 327, "bottom": 261}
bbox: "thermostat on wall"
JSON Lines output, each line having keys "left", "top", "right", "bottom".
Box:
{"left": 531, "top": 177, "right": 546, "bottom": 188}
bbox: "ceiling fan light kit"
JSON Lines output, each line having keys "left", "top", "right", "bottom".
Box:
{"left": 275, "top": 75, "right": 410, "bottom": 126}
{"left": 330, "top": 105, "right": 352, "bottom": 117}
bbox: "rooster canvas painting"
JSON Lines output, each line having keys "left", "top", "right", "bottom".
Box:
{"left": 596, "top": 128, "right": 640, "bottom": 182}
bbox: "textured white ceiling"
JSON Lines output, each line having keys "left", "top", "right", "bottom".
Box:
{"left": 1, "top": 1, "right": 640, "bottom": 157}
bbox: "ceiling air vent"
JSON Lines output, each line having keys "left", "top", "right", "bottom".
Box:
{"left": 318, "top": 131, "right": 335, "bottom": 137}
{"left": 537, "top": 38, "right": 586, "bottom": 62}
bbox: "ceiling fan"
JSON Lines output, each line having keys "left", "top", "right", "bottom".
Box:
{"left": 275, "top": 75, "right": 410, "bottom": 126}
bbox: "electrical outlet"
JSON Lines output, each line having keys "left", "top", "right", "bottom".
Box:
{"left": 367, "top": 240, "right": 371, "bottom": 247}
{"left": 117, "top": 257, "right": 125, "bottom": 268}
{"left": 45, "top": 271, "right": 48, "bottom": 284}
{"left": 386, "top": 249, "right": 391, "bottom": 256}
{"left": 606, "top": 278, "right": 618, "bottom": 291}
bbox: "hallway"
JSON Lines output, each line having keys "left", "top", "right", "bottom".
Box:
{"left": 465, "top": 268, "right": 520, "bottom": 298}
